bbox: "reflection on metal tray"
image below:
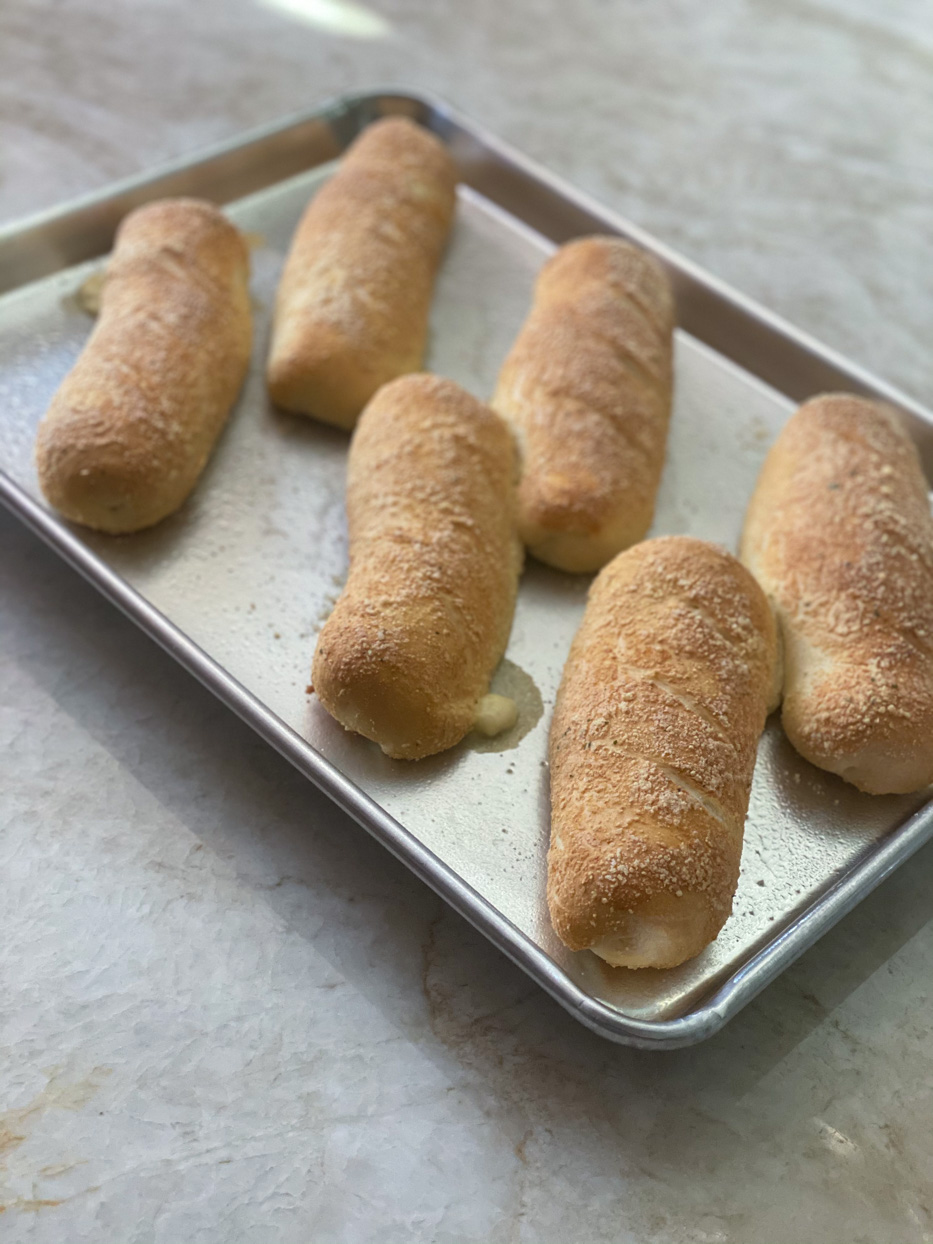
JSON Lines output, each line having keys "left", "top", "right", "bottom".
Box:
{"left": 1, "top": 90, "right": 932, "bottom": 1048}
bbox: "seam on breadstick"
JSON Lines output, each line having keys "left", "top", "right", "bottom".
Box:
{"left": 526, "top": 391, "right": 657, "bottom": 464}
{"left": 653, "top": 763, "right": 733, "bottom": 829}
{"left": 585, "top": 318, "right": 669, "bottom": 386}
{"left": 617, "top": 289, "right": 670, "bottom": 338}
{"left": 582, "top": 737, "right": 733, "bottom": 828}
{"left": 614, "top": 664, "right": 736, "bottom": 745}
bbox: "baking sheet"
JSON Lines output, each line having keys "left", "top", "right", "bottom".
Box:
{"left": 2, "top": 91, "right": 932, "bottom": 1046}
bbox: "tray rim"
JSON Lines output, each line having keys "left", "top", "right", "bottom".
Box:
{"left": 2, "top": 87, "right": 932, "bottom": 1049}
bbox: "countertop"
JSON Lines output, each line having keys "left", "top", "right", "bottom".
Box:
{"left": 1, "top": 1, "right": 932, "bottom": 1240}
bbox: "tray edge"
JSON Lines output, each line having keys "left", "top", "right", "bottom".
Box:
{"left": 3, "top": 86, "right": 933, "bottom": 1048}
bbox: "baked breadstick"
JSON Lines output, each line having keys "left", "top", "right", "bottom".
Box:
{"left": 493, "top": 237, "right": 675, "bottom": 573}
{"left": 267, "top": 117, "right": 457, "bottom": 429}
{"left": 312, "top": 374, "right": 523, "bottom": 760}
{"left": 35, "top": 198, "right": 251, "bottom": 534}
{"left": 742, "top": 393, "right": 933, "bottom": 794}
{"left": 548, "top": 536, "right": 778, "bottom": 969}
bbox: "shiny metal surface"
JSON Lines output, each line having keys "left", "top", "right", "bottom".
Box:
{"left": 2, "top": 90, "right": 932, "bottom": 1048}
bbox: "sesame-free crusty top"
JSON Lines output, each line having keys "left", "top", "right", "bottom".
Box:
{"left": 494, "top": 236, "right": 675, "bottom": 573}
{"left": 35, "top": 197, "right": 252, "bottom": 533}
{"left": 267, "top": 117, "right": 457, "bottom": 429}
{"left": 312, "top": 374, "right": 523, "bottom": 760}
{"left": 548, "top": 536, "right": 778, "bottom": 969}
{"left": 742, "top": 393, "right": 933, "bottom": 794}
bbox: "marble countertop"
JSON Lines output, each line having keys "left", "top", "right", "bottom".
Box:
{"left": 1, "top": 1, "right": 931, "bottom": 1240}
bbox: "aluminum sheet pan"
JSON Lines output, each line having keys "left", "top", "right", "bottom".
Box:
{"left": 2, "top": 90, "right": 932, "bottom": 1048}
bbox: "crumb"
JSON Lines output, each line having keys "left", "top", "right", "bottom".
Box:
{"left": 305, "top": 684, "right": 314, "bottom": 695}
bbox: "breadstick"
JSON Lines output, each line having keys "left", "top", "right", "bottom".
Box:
{"left": 742, "top": 393, "right": 933, "bottom": 794}
{"left": 312, "top": 374, "right": 523, "bottom": 760}
{"left": 267, "top": 117, "right": 457, "bottom": 429}
{"left": 493, "top": 236, "right": 675, "bottom": 573}
{"left": 35, "top": 198, "right": 251, "bottom": 534}
{"left": 548, "top": 536, "right": 778, "bottom": 969}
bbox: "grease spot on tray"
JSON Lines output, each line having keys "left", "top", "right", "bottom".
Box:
{"left": 466, "top": 658, "right": 544, "bottom": 753}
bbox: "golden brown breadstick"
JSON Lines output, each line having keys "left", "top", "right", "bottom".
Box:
{"left": 312, "top": 374, "right": 523, "bottom": 760}
{"left": 267, "top": 117, "right": 457, "bottom": 429}
{"left": 35, "top": 198, "right": 251, "bottom": 534}
{"left": 493, "top": 237, "right": 675, "bottom": 573}
{"left": 742, "top": 393, "right": 933, "bottom": 794}
{"left": 548, "top": 536, "right": 778, "bottom": 969}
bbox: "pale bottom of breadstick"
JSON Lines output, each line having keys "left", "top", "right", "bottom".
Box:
{"left": 820, "top": 744, "right": 930, "bottom": 795}
{"left": 316, "top": 669, "right": 448, "bottom": 761}
{"left": 589, "top": 893, "right": 715, "bottom": 970}
{"left": 522, "top": 510, "right": 647, "bottom": 576}
{"left": 323, "top": 681, "right": 518, "bottom": 756}
{"left": 780, "top": 624, "right": 929, "bottom": 794}
{"left": 267, "top": 322, "right": 398, "bottom": 430}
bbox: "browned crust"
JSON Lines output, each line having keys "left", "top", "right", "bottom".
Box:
{"left": 493, "top": 236, "right": 675, "bottom": 573}
{"left": 34, "top": 198, "right": 252, "bottom": 534}
{"left": 547, "top": 536, "right": 777, "bottom": 967}
{"left": 741, "top": 393, "right": 933, "bottom": 794}
{"left": 311, "top": 374, "right": 523, "bottom": 760}
{"left": 266, "top": 117, "right": 457, "bottom": 429}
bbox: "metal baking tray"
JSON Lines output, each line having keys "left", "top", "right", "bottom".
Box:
{"left": 3, "top": 90, "right": 932, "bottom": 1049}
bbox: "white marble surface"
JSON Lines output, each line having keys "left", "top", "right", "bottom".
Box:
{"left": 1, "top": 1, "right": 932, "bottom": 1240}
